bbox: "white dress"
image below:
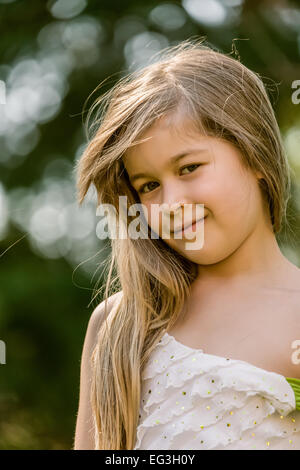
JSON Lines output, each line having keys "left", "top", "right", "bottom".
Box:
{"left": 134, "top": 331, "right": 300, "bottom": 450}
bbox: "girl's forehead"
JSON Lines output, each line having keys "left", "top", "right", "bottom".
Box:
{"left": 122, "top": 128, "right": 255, "bottom": 181}
{"left": 123, "top": 118, "right": 211, "bottom": 163}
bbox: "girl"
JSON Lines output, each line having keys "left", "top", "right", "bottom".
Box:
{"left": 74, "top": 38, "right": 300, "bottom": 450}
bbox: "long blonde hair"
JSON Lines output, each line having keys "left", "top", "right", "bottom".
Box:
{"left": 75, "top": 37, "right": 293, "bottom": 449}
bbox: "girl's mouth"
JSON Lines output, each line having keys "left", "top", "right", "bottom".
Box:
{"left": 173, "top": 215, "right": 207, "bottom": 237}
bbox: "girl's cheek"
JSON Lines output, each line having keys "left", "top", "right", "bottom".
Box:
{"left": 148, "top": 208, "right": 162, "bottom": 234}
{"left": 147, "top": 207, "right": 175, "bottom": 237}
{"left": 142, "top": 204, "right": 159, "bottom": 232}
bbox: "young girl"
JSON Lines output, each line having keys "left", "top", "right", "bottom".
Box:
{"left": 74, "top": 38, "right": 300, "bottom": 450}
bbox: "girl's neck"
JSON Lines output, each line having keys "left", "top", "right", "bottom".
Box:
{"left": 195, "top": 232, "right": 298, "bottom": 292}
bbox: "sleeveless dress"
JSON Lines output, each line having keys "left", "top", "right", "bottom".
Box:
{"left": 134, "top": 332, "right": 300, "bottom": 450}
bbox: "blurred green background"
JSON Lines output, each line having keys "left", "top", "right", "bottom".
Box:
{"left": 0, "top": 0, "right": 300, "bottom": 450}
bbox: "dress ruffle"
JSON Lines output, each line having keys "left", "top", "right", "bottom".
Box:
{"left": 134, "top": 332, "right": 300, "bottom": 450}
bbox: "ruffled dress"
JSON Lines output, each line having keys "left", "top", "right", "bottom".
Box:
{"left": 134, "top": 332, "right": 300, "bottom": 450}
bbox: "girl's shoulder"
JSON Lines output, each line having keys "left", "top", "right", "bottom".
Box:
{"left": 75, "top": 290, "right": 123, "bottom": 450}
{"left": 89, "top": 290, "right": 123, "bottom": 333}
{"left": 274, "top": 267, "right": 300, "bottom": 379}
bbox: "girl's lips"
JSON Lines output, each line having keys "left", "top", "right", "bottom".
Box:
{"left": 173, "top": 215, "right": 207, "bottom": 235}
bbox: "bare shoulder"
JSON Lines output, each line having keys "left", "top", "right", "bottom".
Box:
{"left": 279, "top": 329, "right": 300, "bottom": 379}
{"left": 259, "top": 264, "right": 300, "bottom": 379}
{"left": 73, "top": 290, "right": 123, "bottom": 450}
{"left": 88, "top": 290, "right": 123, "bottom": 333}
{"left": 276, "top": 267, "right": 300, "bottom": 378}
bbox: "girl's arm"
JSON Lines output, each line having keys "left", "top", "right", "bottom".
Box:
{"left": 73, "top": 293, "right": 121, "bottom": 450}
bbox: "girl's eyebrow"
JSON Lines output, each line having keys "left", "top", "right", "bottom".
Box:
{"left": 129, "top": 148, "right": 208, "bottom": 184}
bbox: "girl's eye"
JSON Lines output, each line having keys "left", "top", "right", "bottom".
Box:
{"left": 138, "top": 181, "right": 159, "bottom": 194}
{"left": 180, "top": 164, "right": 200, "bottom": 175}
{"left": 138, "top": 164, "right": 201, "bottom": 194}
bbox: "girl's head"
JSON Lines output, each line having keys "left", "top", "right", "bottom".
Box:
{"left": 78, "top": 38, "right": 291, "bottom": 237}
{"left": 122, "top": 111, "right": 271, "bottom": 266}
{"left": 75, "top": 38, "right": 293, "bottom": 450}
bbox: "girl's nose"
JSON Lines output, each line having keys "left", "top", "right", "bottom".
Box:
{"left": 162, "top": 202, "right": 185, "bottom": 215}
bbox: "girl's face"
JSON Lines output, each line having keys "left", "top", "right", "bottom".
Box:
{"left": 122, "top": 112, "right": 268, "bottom": 265}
